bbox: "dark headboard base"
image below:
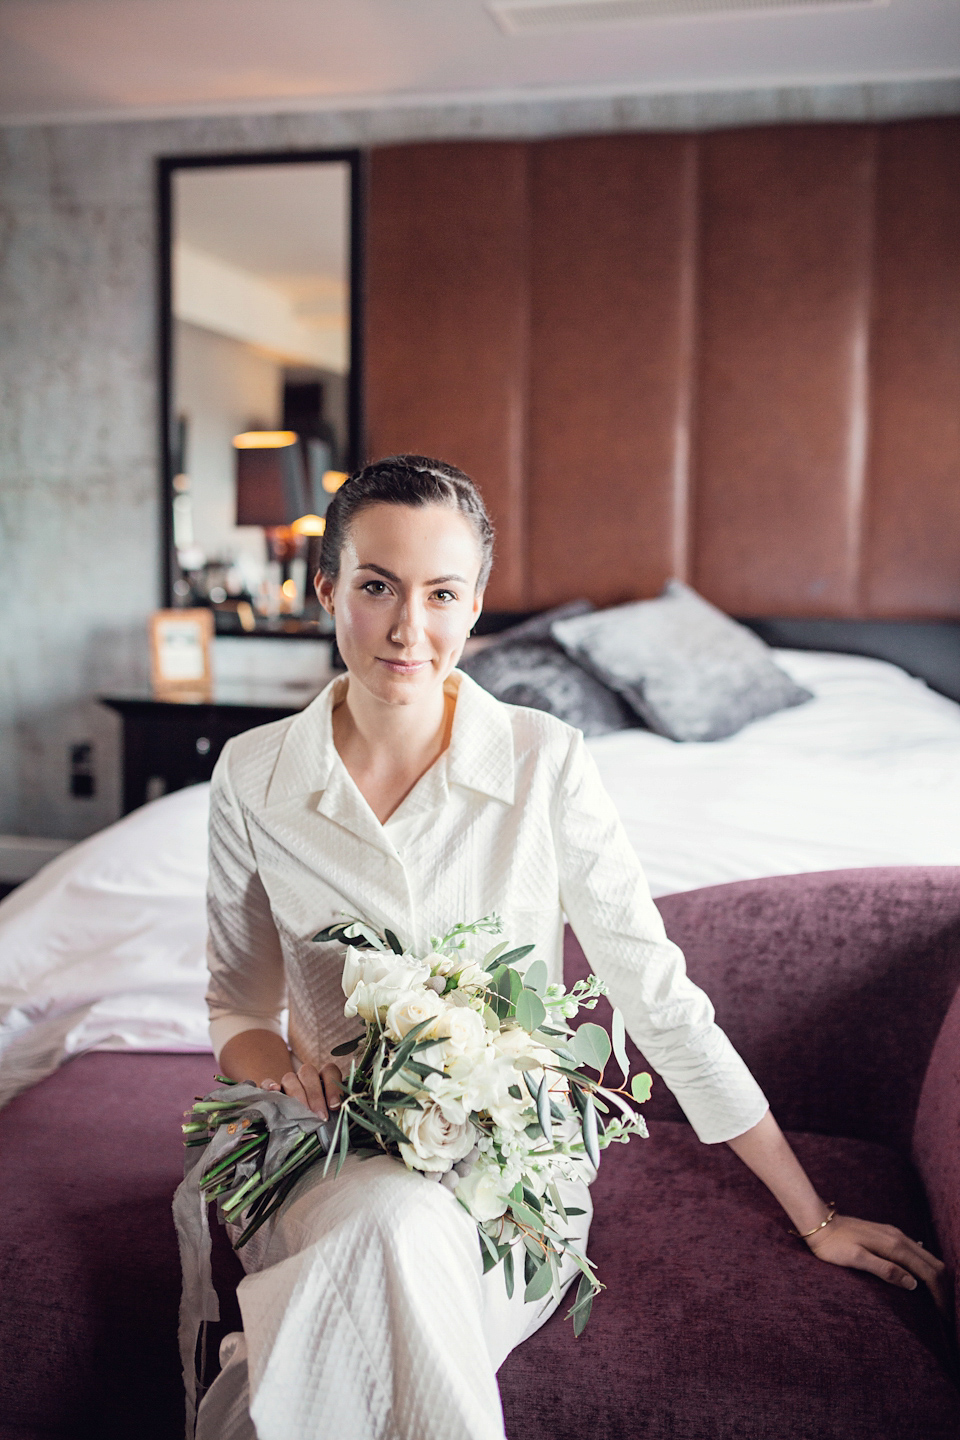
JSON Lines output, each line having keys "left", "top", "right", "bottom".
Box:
{"left": 740, "top": 618, "right": 960, "bottom": 705}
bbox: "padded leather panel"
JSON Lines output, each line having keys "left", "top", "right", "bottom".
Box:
{"left": 865, "top": 119, "right": 960, "bottom": 617}
{"left": 364, "top": 120, "right": 960, "bottom": 621}
{"left": 365, "top": 142, "right": 530, "bottom": 609}
{"left": 526, "top": 133, "right": 696, "bottom": 608}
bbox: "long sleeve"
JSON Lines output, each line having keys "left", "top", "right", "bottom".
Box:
{"left": 552, "top": 729, "right": 768, "bottom": 1144}
{"left": 206, "top": 743, "right": 287, "bottom": 1062}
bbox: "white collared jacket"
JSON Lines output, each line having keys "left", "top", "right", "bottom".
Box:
{"left": 206, "top": 671, "right": 768, "bottom": 1144}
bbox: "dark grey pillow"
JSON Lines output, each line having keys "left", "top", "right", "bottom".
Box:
{"left": 460, "top": 603, "right": 635, "bottom": 737}
{"left": 550, "top": 580, "right": 813, "bottom": 742}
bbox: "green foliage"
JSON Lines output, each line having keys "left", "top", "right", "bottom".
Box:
{"left": 570, "top": 1022, "right": 612, "bottom": 1074}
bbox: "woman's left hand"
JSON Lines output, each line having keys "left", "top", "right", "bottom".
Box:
{"left": 806, "top": 1215, "right": 950, "bottom": 1313}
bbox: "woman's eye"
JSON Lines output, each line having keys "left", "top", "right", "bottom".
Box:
{"left": 433, "top": 589, "right": 457, "bottom": 603}
{"left": 362, "top": 581, "right": 389, "bottom": 596}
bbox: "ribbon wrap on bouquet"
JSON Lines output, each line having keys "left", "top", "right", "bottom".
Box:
{"left": 172, "top": 1082, "right": 333, "bottom": 1439}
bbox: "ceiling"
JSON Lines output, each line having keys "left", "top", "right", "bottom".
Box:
{"left": 0, "top": 0, "right": 958, "bottom": 127}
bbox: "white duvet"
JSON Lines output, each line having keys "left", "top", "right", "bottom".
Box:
{"left": 1, "top": 649, "right": 958, "bottom": 1106}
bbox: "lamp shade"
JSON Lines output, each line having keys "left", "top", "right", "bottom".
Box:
{"left": 234, "top": 432, "right": 308, "bottom": 527}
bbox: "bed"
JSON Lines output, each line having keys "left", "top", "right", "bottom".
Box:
{"left": 1, "top": 646, "right": 959, "bottom": 1112}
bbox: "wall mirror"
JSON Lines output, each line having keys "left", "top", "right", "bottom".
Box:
{"left": 159, "top": 149, "right": 363, "bottom": 636}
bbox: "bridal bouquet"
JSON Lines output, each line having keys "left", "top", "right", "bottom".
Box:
{"left": 182, "top": 915, "right": 651, "bottom": 1334}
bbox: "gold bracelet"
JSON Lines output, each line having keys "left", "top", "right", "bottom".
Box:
{"left": 789, "top": 1202, "right": 837, "bottom": 1239}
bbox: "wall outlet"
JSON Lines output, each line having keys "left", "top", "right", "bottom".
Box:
{"left": 69, "top": 742, "right": 95, "bottom": 799}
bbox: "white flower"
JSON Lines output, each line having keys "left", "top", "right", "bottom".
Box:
{"left": 385, "top": 988, "right": 445, "bottom": 1040}
{"left": 492, "top": 1025, "right": 556, "bottom": 1072}
{"left": 344, "top": 959, "right": 432, "bottom": 1023}
{"left": 454, "top": 962, "right": 492, "bottom": 993}
{"left": 455, "top": 1156, "right": 511, "bottom": 1222}
{"left": 397, "top": 1101, "right": 476, "bottom": 1173}
{"left": 436, "top": 1005, "right": 488, "bottom": 1057}
{"left": 341, "top": 945, "right": 389, "bottom": 999}
{"left": 448, "top": 1048, "right": 529, "bottom": 1131}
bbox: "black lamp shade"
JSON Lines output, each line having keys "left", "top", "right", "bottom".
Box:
{"left": 236, "top": 440, "right": 308, "bottom": 527}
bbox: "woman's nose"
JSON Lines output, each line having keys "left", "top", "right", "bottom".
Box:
{"left": 391, "top": 603, "right": 425, "bottom": 647}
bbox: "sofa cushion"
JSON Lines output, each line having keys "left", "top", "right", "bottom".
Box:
{"left": 499, "top": 1121, "right": 960, "bottom": 1440}
{"left": 563, "top": 869, "right": 960, "bottom": 1153}
{"left": 0, "top": 1050, "right": 219, "bottom": 1440}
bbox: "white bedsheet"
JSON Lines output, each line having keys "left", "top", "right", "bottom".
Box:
{"left": 588, "top": 649, "right": 960, "bottom": 897}
{"left": 1, "top": 648, "right": 958, "bottom": 1105}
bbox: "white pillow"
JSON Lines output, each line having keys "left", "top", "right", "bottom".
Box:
{"left": 0, "top": 784, "right": 212, "bottom": 1109}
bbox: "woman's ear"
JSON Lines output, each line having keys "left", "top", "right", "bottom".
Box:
{"left": 316, "top": 572, "right": 335, "bottom": 615}
{"left": 470, "top": 589, "right": 484, "bottom": 633}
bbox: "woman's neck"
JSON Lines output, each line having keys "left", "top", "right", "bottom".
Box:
{"left": 332, "top": 676, "right": 456, "bottom": 824}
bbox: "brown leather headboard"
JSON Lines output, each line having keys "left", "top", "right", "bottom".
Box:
{"left": 364, "top": 121, "right": 960, "bottom": 621}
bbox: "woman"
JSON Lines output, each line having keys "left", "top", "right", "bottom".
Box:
{"left": 199, "top": 455, "right": 944, "bottom": 1440}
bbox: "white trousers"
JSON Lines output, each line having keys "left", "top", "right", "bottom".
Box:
{"left": 196, "top": 1153, "right": 592, "bottom": 1440}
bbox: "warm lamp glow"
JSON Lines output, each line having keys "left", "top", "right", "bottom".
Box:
{"left": 291, "top": 514, "right": 326, "bottom": 537}
{"left": 281, "top": 578, "right": 298, "bottom": 599}
{"left": 232, "top": 430, "right": 298, "bottom": 450}
{"left": 322, "top": 470, "right": 349, "bottom": 493}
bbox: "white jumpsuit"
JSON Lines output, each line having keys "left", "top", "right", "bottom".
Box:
{"left": 197, "top": 672, "right": 768, "bottom": 1440}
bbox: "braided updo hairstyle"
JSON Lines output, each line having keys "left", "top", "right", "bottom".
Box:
{"left": 318, "top": 455, "right": 494, "bottom": 591}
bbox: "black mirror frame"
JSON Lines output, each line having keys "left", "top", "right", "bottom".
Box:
{"left": 156, "top": 147, "right": 366, "bottom": 614}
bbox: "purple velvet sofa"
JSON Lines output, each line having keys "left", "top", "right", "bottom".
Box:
{"left": 1, "top": 867, "right": 958, "bottom": 1440}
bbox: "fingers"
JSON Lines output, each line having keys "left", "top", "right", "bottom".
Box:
{"left": 811, "top": 1217, "right": 949, "bottom": 1311}
{"left": 282, "top": 1064, "right": 329, "bottom": 1118}
{"left": 319, "top": 1063, "right": 344, "bottom": 1113}
{"left": 262, "top": 1064, "right": 343, "bottom": 1121}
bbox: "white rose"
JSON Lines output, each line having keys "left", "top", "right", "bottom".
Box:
{"left": 436, "top": 1005, "right": 488, "bottom": 1057}
{"left": 344, "top": 959, "right": 431, "bottom": 1022}
{"left": 397, "top": 1101, "right": 476, "bottom": 1173}
{"left": 341, "top": 946, "right": 390, "bottom": 999}
{"left": 385, "top": 988, "right": 445, "bottom": 1041}
{"left": 455, "top": 1157, "right": 511, "bottom": 1222}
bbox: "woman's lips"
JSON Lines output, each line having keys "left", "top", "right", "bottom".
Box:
{"left": 377, "top": 657, "right": 430, "bottom": 674}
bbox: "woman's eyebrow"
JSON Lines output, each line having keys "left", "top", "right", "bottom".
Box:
{"left": 357, "top": 563, "right": 466, "bottom": 585}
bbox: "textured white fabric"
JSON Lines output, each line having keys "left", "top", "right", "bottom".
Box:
{"left": 196, "top": 1157, "right": 592, "bottom": 1440}
{"left": 206, "top": 669, "right": 768, "bottom": 1146}
{"left": 201, "top": 670, "right": 766, "bottom": 1438}
{"left": 589, "top": 649, "right": 960, "bottom": 897}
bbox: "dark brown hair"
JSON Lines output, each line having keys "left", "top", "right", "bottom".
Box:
{"left": 318, "top": 454, "right": 494, "bottom": 590}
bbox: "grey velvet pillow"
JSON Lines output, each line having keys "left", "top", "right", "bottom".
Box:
{"left": 460, "top": 602, "right": 636, "bottom": 737}
{"left": 550, "top": 580, "right": 813, "bottom": 742}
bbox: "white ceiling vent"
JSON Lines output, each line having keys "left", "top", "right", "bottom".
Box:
{"left": 489, "top": 0, "right": 885, "bottom": 30}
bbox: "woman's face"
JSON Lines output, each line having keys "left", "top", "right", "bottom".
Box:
{"left": 317, "top": 502, "right": 484, "bottom": 707}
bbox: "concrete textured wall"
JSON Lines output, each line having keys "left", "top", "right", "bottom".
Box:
{"left": 1, "top": 77, "right": 959, "bottom": 839}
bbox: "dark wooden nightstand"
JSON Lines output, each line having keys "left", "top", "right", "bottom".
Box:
{"left": 100, "top": 680, "right": 330, "bottom": 815}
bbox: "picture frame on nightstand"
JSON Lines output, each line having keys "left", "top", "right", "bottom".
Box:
{"left": 149, "top": 609, "right": 213, "bottom": 693}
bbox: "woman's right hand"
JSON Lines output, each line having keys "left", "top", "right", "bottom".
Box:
{"left": 261, "top": 1062, "right": 343, "bottom": 1122}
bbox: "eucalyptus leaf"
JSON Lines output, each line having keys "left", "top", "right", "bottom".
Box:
{"left": 524, "top": 1258, "right": 554, "bottom": 1303}
{"left": 547, "top": 1182, "right": 568, "bottom": 1224}
{"left": 510, "top": 1200, "right": 545, "bottom": 1232}
{"left": 536, "top": 1073, "right": 554, "bottom": 1142}
{"left": 330, "top": 1034, "right": 365, "bottom": 1057}
{"left": 611, "top": 1008, "right": 630, "bottom": 1085}
{"left": 570, "top": 1022, "right": 612, "bottom": 1074}
{"left": 515, "top": 989, "right": 547, "bottom": 1035}
{"left": 569, "top": 1273, "right": 595, "bottom": 1337}
{"left": 503, "top": 1245, "right": 515, "bottom": 1300}
{"left": 523, "top": 959, "right": 548, "bottom": 995}
{"left": 383, "top": 928, "right": 405, "bottom": 955}
{"left": 497, "top": 944, "right": 536, "bottom": 969}
{"left": 582, "top": 1095, "right": 601, "bottom": 1169}
{"left": 631, "top": 1072, "right": 654, "bottom": 1104}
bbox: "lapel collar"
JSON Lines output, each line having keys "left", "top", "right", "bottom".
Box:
{"left": 262, "top": 669, "right": 515, "bottom": 852}
{"left": 447, "top": 671, "right": 515, "bottom": 805}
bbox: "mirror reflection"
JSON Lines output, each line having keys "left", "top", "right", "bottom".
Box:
{"left": 168, "top": 158, "right": 355, "bottom": 634}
